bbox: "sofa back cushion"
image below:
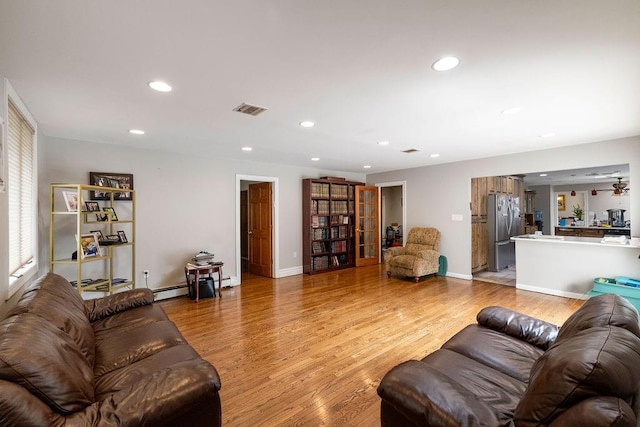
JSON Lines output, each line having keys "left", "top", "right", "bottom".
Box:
{"left": 7, "top": 273, "right": 95, "bottom": 366}
{"left": 514, "top": 325, "right": 640, "bottom": 425}
{"left": 405, "top": 227, "right": 440, "bottom": 255}
{"left": 555, "top": 294, "right": 640, "bottom": 343}
{"left": 0, "top": 314, "right": 95, "bottom": 414}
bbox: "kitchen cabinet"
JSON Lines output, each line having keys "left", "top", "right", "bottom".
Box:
{"left": 471, "top": 175, "right": 524, "bottom": 273}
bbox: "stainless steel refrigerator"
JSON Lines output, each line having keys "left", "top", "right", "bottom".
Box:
{"left": 488, "top": 193, "right": 521, "bottom": 272}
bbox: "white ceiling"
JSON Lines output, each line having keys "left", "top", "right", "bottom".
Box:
{"left": 1, "top": 1, "right": 639, "bottom": 174}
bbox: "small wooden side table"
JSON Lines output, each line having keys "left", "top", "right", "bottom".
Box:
{"left": 184, "top": 262, "right": 223, "bottom": 302}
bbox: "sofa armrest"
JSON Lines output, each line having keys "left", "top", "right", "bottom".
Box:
{"left": 377, "top": 360, "right": 499, "bottom": 426}
{"left": 548, "top": 397, "right": 636, "bottom": 427}
{"left": 67, "top": 359, "right": 221, "bottom": 427}
{"left": 477, "top": 306, "right": 559, "bottom": 350}
{"left": 384, "top": 246, "right": 406, "bottom": 261}
{"left": 84, "top": 288, "right": 155, "bottom": 322}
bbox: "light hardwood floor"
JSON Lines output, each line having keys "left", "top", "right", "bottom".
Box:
{"left": 158, "top": 264, "right": 584, "bottom": 426}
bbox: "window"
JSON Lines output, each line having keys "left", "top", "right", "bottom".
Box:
{"left": 6, "top": 82, "right": 37, "bottom": 298}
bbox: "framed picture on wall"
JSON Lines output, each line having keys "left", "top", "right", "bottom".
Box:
{"left": 557, "top": 194, "right": 566, "bottom": 211}
{"left": 89, "top": 172, "right": 134, "bottom": 200}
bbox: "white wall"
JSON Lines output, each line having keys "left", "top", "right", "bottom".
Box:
{"left": 367, "top": 136, "right": 640, "bottom": 279}
{"left": 38, "top": 136, "right": 365, "bottom": 292}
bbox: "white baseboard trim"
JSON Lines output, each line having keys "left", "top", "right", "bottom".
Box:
{"left": 516, "top": 283, "right": 589, "bottom": 300}
{"left": 151, "top": 276, "right": 241, "bottom": 301}
{"left": 446, "top": 272, "right": 473, "bottom": 280}
{"left": 277, "top": 266, "right": 303, "bottom": 278}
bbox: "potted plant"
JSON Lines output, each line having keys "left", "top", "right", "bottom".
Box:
{"left": 573, "top": 204, "right": 584, "bottom": 226}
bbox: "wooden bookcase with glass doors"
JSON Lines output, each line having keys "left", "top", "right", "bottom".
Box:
{"left": 302, "top": 178, "right": 365, "bottom": 274}
{"left": 49, "top": 183, "right": 135, "bottom": 296}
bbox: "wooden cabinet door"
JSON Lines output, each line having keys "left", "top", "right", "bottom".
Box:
{"left": 472, "top": 219, "right": 488, "bottom": 273}
{"left": 471, "top": 177, "right": 487, "bottom": 217}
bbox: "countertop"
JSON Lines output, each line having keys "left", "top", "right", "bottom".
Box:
{"left": 513, "top": 234, "right": 640, "bottom": 248}
{"left": 555, "top": 225, "right": 630, "bottom": 230}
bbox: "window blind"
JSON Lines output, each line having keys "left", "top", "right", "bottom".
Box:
{"left": 8, "top": 98, "right": 35, "bottom": 276}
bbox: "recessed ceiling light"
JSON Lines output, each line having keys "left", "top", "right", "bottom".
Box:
{"left": 311, "top": 157, "right": 320, "bottom": 161}
{"left": 539, "top": 173, "right": 548, "bottom": 177}
{"left": 128, "top": 129, "right": 145, "bottom": 135}
{"left": 501, "top": 107, "right": 522, "bottom": 115}
{"left": 432, "top": 56, "right": 460, "bottom": 71}
{"left": 363, "top": 165, "right": 372, "bottom": 169}
{"left": 148, "top": 80, "right": 172, "bottom": 92}
{"left": 300, "top": 121, "right": 315, "bottom": 128}
{"left": 539, "top": 132, "right": 556, "bottom": 138}
{"left": 378, "top": 141, "right": 390, "bottom": 146}
{"left": 430, "top": 153, "right": 440, "bottom": 158}
{"left": 242, "top": 147, "right": 252, "bottom": 151}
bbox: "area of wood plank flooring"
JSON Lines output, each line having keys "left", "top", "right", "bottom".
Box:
{"left": 158, "top": 264, "right": 583, "bottom": 426}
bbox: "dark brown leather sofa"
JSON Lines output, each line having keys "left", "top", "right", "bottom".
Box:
{"left": 0, "top": 273, "right": 221, "bottom": 426}
{"left": 378, "top": 294, "right": 640, "bottom": 426}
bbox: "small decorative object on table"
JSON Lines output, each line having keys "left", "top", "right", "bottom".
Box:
{"left": 85, "top": 201, "right": 100, "bottom": 212}
{"left": 63, "top": 191, "right": 79, "bottom": 212}
{"left": 102, "top": 206, "right": 118, "bottom": 221}
{"left": 77, "top": 233, "right": 100, "bottom": 259}
{"left": 117, "top": 230, "right": 128, "bottom": 243}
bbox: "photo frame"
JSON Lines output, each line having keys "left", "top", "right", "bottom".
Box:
{"left": 85, "top": 201, "right": 100, "bottom": 212}
{"left": 77, "top": 233, "right": 100, "bottom": 259}
{"left": 63, "top": 191, "right": 79, "bottom": 212}
{"left": 90, "top": 230, "right": 104, "bottom": 240}
{"left": 102, "top": 206, "right": 118, "bottom": 221}
{"left": 89, "top": 172, "right": 133, "bottom": 200}
{"left": 557, "top": 194, "right": 566, "bottom": 211}
{"left": 117, "top": 230, "right": 128, "bottom": 243}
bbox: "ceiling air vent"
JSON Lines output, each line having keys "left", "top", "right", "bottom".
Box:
{"left": 403, "top": 149, "right": 420, "bottom": 154}
{"left": 233, "top": 103, "right": 267, "bottom": 116}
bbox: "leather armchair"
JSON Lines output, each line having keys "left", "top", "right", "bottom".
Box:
{"left": 385, "top": 227, "right": 440, "bottom": 282}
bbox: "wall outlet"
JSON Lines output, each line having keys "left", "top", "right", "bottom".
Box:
{"left": 451, "top": 214, "right": 464, "bottom": 221}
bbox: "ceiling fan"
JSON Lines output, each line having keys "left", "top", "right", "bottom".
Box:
{"left": 591, "top": 177, "right": 630, "bottom": 196}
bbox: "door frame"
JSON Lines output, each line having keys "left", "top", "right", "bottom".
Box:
{"left": 236, "top": 175, "right": 279, "bottom": 283}
{"left": 375, "top": 181, "right": 407, "bottom": 262}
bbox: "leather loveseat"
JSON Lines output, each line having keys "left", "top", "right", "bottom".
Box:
{"left": 0, "top": 273, "right": 221, "bottom": 426}
{"left": 378, "top": 293, "right": 640, "bottom": 426}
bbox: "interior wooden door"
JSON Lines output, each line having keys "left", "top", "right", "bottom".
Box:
{"left": 355, "top": 185, "right": 379, "bottom": 266}
{"left": 249, "top": 182, "right": 273, "bottom": 277}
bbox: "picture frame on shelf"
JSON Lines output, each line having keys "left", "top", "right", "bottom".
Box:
{"left": 117, "top": 230, "right": 128, "bottom": 243}
{"left": 102, "top": 206, "right": 118, "bottom": 221}
{"left": 77, "top": 233, "right": 100, "bottom": 259}
{"left": 90, "top": 230, "right": 104, "bottom": 240}
{"left": 85, "top": 201, "right": 100, "bottom": 212}
{"left": 62, "top": 191, "right": 79, "bottom": 212}
{"left": 89, "top": 172, "right": 134, "bottom": 200}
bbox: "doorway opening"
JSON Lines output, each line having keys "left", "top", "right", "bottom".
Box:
{"left": 236, "top": 175, "right": 279, "bottom": 282}
{"left": 376, "top": 181, "right": 407, "bottom": 262}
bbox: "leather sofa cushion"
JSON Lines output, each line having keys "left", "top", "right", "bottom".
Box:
{"left": 421, "top": 349, "right": 526, "bottom": 424}
{"left": 0, "top": 314, "right": 94, "bottom": 414}
{"left": 441, "top": 325, "right": 544, "bottom": 382}
{"left": 549, "top": 396, "right": 636, "bottom": 427}
{"left": 515, "top": 326, "right": 640, "bottom": 425}
{"left": 556, "top": 293, "right": 640, "bottom": 343}
{"left": 477, "top": 306, "right": 559, "bottom": 350}
{"left": 94, "top": 319, "right": 186, "bottom": 377}
{"left": 7, "top": 273, "right": 95, "bottom": 366}
{"left": 94, "top": 343, "right": 201, "bottom": 398}
{"left": 92, "top": 303, "right": 170, "bottom": 334}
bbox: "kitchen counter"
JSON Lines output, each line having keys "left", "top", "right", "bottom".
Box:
{"left": 511, "top": 235, "right": 640, "bottom": 299}
{"left": 555, "top": 226, "right": 630, "bottom": 237}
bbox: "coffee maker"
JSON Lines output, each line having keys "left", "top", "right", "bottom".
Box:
{"left": 607, "top": 209, "right": 626, "bottom": 227}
